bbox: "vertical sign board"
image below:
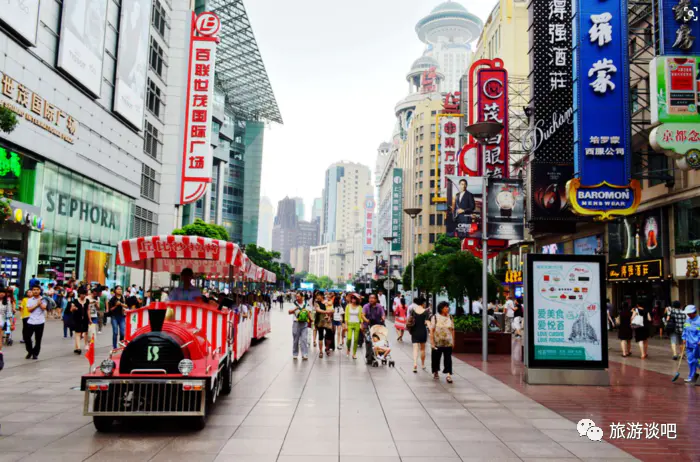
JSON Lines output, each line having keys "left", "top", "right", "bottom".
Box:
{"left": 568, "top": 0, "right": 641, "bottom": 220}
{"left": 114, "top": 0, "right": 153, "bottom": 128}
{"left": 0, "top": 0, "right": 40, "bottom": 45}
{"left": 57, "top": 0, "right": 109, "bottom": 96}
{"left": 439, "top": 116, "right": 461, "bottom": 198}
{"left": 525, "top": 254, "right": 608, "bottom": 369}
{"left": 659, "top": 0, "right": 700, "bottom": 56}
{"left": 526, "top": 0, "right": 577, "bottom": 231}
{"left": 486, "top": 178, "right": 525, "bottom": 240}
{"left": 476, "top": 67, "right": 509, "bottom": 178}
{"left": 363, "top": 196, "right": 375, "bottom": 252}
{"left": 391, "top": 169, "right": 403, "bottom": 252}
{"left": 178, "top": 12, "right": 220, "bottom": 205}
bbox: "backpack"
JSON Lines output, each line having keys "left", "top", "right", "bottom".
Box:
{"left": 297, "top": 308, "right": 310, "bottom": 323}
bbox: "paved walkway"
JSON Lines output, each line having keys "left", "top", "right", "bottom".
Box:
{"left": 0, "top": 306, "right": 636, "bottom": 461}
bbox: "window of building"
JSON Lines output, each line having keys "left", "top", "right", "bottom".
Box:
{"left": 430, "top": 180, "right": 435, "bottom": 189}
{"left": 429, "top": 233, "right": 435, "bottom": 244}
{"left": 631, "top": 86, "right": 640, "bottom": 114}
{"left": 430, "top": 155, "right": 436, "bottom": 164}
{"left": 149, "top": 38, "right": 167, "bottom": 79}
{"left": 419, "top": 157, "right": 424, "bottom": 165}
{"left": 430, "top": 144, "right": 435, "bottom": 152}
{"left": 140, "top": 164, "right": 160, "bottom": 201}
{"left": 418, "top": 215, "right": 423, "bottom": 226}
{"left": 431, "top": 111, "right": 437, "bottom": 116}
{"left": 420, "top": 171, "right": 424, "bottom": 178}
{"left": 143, "top": 121, "right": 162, "bottom": 159}
{"left": 418, "top": 234, "right": 423, "bottom": 244}
{"left": 133, "top": 206, "right": 158, "bottom": 238}
{"left": 437, "top": 214, "right": 444, "bottom": 226}
{"left": 430, "top": 169, "right": 435, "bottom": 177}
{"left": 429, "top": 214, "right": 435, "bottom": 225}
{"left": 146, "top": 79, "right": 164, "bottom": 118}
{"left": 418, "top": 194, "right": 423, "bottom": 206}
{"left": 420, "top": 134, "right": 424, "bottom": 141}
{"left": 152, "top": 0, "right": 169, "bottom": 40}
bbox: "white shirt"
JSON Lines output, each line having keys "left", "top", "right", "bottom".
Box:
{"left": 505, "top": 300, "right": 515, "bottom": 318}
{"left": 471, "top": 300, "right": 482, "bottom": 315}
{"left": 130, "top": 287, "right": 138, "bottom": 296}
{"left": 333, "top": 306, "right": 345, "bottom": 322}
{"left": 27, "top": 296, "right": 47, "bottom": 325}
{"left": 393, "top": 297, "right": 401, "bottom": 309}
{"left": 379, "top": 294, "right": 387, "bottom": 310}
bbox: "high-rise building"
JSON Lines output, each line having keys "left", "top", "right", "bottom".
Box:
{"left": 291, "top": 197, "right": 305, "bottom": 222}
{"left": 321, "top": 162, "right": 373, "bottom": 245}
{"left": 415, "top": 1, "right": 484, "bottom": 92}
{"left": 257, "top": 196, "right": 275, "bottom": 250}
{"left": 272, "top": 197, "right": 319, "bottom": 264}
{"left": 290, "top": 246, "right": 310, "bottom": 274}
{"left": 242, "top": 121, "right": 266, "bottom": 244}
{"left": 311, "top": 198, "right": 323, "bottom": 223}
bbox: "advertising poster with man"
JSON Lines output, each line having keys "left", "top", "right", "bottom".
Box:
{"left": 445, "top": 175, "right": 483, "bottom": 240}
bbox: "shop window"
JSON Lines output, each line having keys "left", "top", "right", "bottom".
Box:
{"left": 152, "top": 0, "right": 169, "bottom": 40}
{"left": 149, "top": 38, "right": 167, "bottom": 79}
{"left": 676, "top": 200, "right": 700, "bottom": 254}
{"left": 144, "top": 121, "right": 162, "bottom": 159}
{"left": 146, "top": 79, "right": 164, "bottom": 119}
{"left": 429, "top": 233, "right": 435, "bottom": 244}
{"left": 140, "top": 164, "right": 160, "bottom": 202}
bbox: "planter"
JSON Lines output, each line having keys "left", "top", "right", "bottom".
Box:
{"left": 454, "top": 331, "right": 512, "bottom": 355}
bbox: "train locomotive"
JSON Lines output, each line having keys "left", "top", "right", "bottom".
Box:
{"left": 80, "top": 235, "right": 274, "bottom": 431}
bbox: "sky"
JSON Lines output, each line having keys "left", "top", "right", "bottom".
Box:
{"left": 245, "top": 0, "right": 498, "bottom": 220}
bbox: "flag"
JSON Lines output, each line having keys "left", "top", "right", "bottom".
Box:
{"left": 85, "top": 334, "right": 95, "bottom": 368}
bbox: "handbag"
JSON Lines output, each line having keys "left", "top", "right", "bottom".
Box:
{"left": 631, "top": 310, "right": 644, "bottom": 329}
{"left": 665, "top": 312, "right": 676, "bottom": 334}
{"left": 406, "top": 309, "right": 415, "bottom": 329}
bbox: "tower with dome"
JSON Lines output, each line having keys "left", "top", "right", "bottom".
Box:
{"left": 415, "top": 1, "right": 484, "bottom": 92}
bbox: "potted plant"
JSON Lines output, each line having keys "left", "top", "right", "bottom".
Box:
{"left": 452, "top": 314, "right": 512, "bottom": 354}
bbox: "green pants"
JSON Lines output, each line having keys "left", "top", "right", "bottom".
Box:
{"left": 346, "top": 323, "right": 361, "bottom": 355}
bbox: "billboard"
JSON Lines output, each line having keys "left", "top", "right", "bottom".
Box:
{"left": 445, "top": 175, "right": 482, "bottom": 240}
{"left": 300, "top": 282, "right": 314, "bottom": 290}
{"left": 476, "top": 66, "right": 509, "bottom": 178}
{"left": 568, "top": 0, "right": 641, "bottom": 220}
{"left": 57, "top": 0, "right": 109, "bottom": 96}
{"left": 649, "top": 56, "right": 700, "bottom": 125}
{"left": 486, "top": 178, "right": 524, "bottom": 240}
{"left": 0, "top": 0, "right": 40, "bottom": 45}
{"left": 114, "top": 0, "right": 152, "bottom": 128}
{"left": 525, "top": 254, "right": 608, "bottom": 369}
{"left": 363, "top": 195, "right": 375, "bottom": 251}
{"left": 526, "top": 0, "right": 576, "bottom": 230}
{"left": 438, "top": 115, "right": 461, "bottom": 199}
{"left": 391, "top": 169, "right": 403, "bottom": 252}
{"left": 607, "top": 209, "right": 664, "bottom": 262}
{"left": 574, "top": 235, "right": 603, "bottom": 255}
{"left": 178, "top": 12, "right": 220, "bottom": 205}
{"left": 659, "top": 0, "right": 700, "bottom": 56}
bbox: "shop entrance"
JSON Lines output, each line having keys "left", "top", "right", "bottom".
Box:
{"left": 614, "top": 281, "right": 670, "bottom": 311}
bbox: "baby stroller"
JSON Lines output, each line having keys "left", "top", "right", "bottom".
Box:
{"left": 3, "top": 313, "right": 15, "bottom": 346}
{"left": 365, "top": 324, "right": 395, "bottom": 368}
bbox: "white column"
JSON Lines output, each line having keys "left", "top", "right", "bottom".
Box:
{"left": 203, "top": 189, "right": 212, "bottom": 223}
{"left": 215, "top": 161, "right": 226, "bottom": 225}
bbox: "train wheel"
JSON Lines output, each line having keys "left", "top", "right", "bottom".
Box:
{"left": 191, "top": 415, "right": 207, "bottom": 431}
{"left": 221, "top": 361, "right": 233, "bottom": 395}
{"left": 93, "top": 416, "right": 115, "bottom": 432}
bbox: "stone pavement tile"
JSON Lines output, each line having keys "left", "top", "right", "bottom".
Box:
{"left": 187, "top": 424, "right": 238, "bottom": 440}
{"left": 339, "top": 457, "right": 400, "bottom": 462}
{"left": 13, "top": 421, "right": 85, "bottom": 439}
{"left": 163, "top": 438, "right": 228, "bottom": 453}
{"left": 277, "top": 457, "right": 339, "bottom": 462}
{"left": 401, "top": 458, "right": 461, "bottom": 462}
{"left": 497, "top": 428, "right": 562, "bottom": 443}
{"left": 394, "top": 440, "right": 458, "bottom": 458}
{"left": 540, "top": 429, "right": 589, "bottom": 443}
{"left": 41, "top": 412, "right": 92, "bottom": 425}
{"left": 559, "top": 441, "right": 637, "bottom": 459}
{"left": 206, "top": 414, "right": 246, "bottom": 427}
{"left": 213, "top": 454, "right": 278, "bottom": 462}
{"left": 232, "top": 425, "right": 289, "bottom": 440}
{"left": 149, "top": 451, "right": 217, "bottom": 462}
{"left": 505, "top": 441, "right": 577, "bottom": 458}
{"left": 339, "top": 440, "right": 398, "bottom": 457}
{"left": 238, "top": 414, "right": 293, "bottom": 427}
{"left": 442, "top": 427, "right": 499, "bottom": 442}
{"left": 520, "top": 459, "right": 580, "bottom": 462}
{"left": 97, "top": 436, "right": 171, "bottom": 454}
{"left": 530, "top": 418, "right": 577, "bottom": 430}
{"left": 0, "top": 422, "right": 35, "bottom": 436}
{"left": 17, "top": 449, "right": 95, "bottom": 461}
{"left": 391, "top": 426, "right": 446, "bottom": 441}
{"left": 451, "top": 441, "right": 520, "bottom": 459}
{"left": 290, "top": 415, "right": 338, "bottom": 427}
{"left": 0, "top": 453, "right": 28, "bottom": 462}
{"left": 218, "top": 437, "right": 283, "bottom": 455}
{"left": 43, "top": 434, "right": 109, "bottom": 453}
{"left": 511, "top": 408, "right": 566, "bottom": 419}
{"left": 0, "top": 436, "right": 60, "bottom": 453}
{"left": 1, "top": 412, "right": 56, "bottom": 424}
{"left": 280, "top": 439, "right": 339, "bottom": 456}
{"left": 339, "top": 426, "right": 392, "bottom": 441}
{"left": 478, "top": 416, "right": 534, "bottom": 429}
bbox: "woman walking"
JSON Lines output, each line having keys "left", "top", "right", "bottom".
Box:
{"left": 108, "top": 286, "right": 127, "bottom": 349}
{"left": 407, "top": 296, "right": 430, "bottom": 373}
{"left": 430, "top": 301, "right": 455, "bottom": 383}
{"left": 314, "top": 291, "right": 334, "bottom": 357}
{"left": 70, "top": 287, "right": 91, "bottom": 354}
{"left": 394, "top": 296, "right": 408, "bottom": 342}
{"left": 345, "top": 293, "right": 363, "bottom": 359}
{"left": 652, "top": 302, "right": 663, "bottom": 337}
{"left": 666, "top": 300, "right": 686, "bottom": 360}
{"left": 617, "top": 302, "right": 633, "bottom": 356}
{"left": 334, "top": 295, "right": 345, "bottom": 350}
{"left": 632, "top": 302, "right": 651, "bottom": 359}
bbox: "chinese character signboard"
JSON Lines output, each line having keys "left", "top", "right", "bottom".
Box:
{"left": 178, "top": 12, "right": 220, "bottom": 205}
{"left": 439, "top": 115, "right": 461, "bottom": 198}
{"left": 525, "top": 254, "right": 608, "bottom": 370}
{"left": 476, "top": 64, "right": 509, "bottom": 178}
{"left": 567, "top": 0, "right": 641, "bottom": 220}
{"left": 659, "top": 0, "right": 700, "bottom": 55}
{"left": 526, "top": 0, "right": 577, "bottom": 231}
{"left": 363, "top": 195, "right": 375, "bottom": 252}
{"left": 391, "top": 169, "right": 403, "bottom": 252}
{"left": 486, "top": 178, "right": 524, "bottom": 240}
{"left": 607, "top": 259, "right": 663, "bottom": 282}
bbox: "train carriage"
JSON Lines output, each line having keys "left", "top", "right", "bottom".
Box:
{"left": 80, "top": 235, "right": 275, "bottom": 431}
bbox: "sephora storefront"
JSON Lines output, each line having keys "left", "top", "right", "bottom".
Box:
{"left": 38, "top": 163, "right": 133, "bottom": 287}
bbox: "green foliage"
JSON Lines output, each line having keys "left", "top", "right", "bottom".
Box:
{"left": 0, "top": 107, "right": 18, "bottom": 134}
{"left": 303, "top": 273, "right": 333, "bottom": 290}
{"left": 434, "top": 234, "right": 461, "bottom": 255}
{"left": 453, "top": 315, "right": 483, "bottom": 333}
{"left": 0, "top": 197, "right": 11, "bottom": 222}
{"left": 245, "top": 244, "right": 292, "bottom": 286}
{"left": 172, "top": 218, "right": 229, "bottom": 241}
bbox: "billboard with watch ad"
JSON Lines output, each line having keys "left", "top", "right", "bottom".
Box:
{"left": 486, "top": 178, "right": 524, "bottom": 241}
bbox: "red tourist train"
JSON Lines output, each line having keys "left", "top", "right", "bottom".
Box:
{"left": 80, "top": 236, "right": 274, "bottom": 431}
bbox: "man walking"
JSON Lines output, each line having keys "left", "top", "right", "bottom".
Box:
{"left": 25, "top": 285, "right": 47, "bottom": 360}
{"left": 289, "top": 292, "right": 310, "bottom": 360}
{"left": 682, "top": 305, "right": 700, "bottom": 384}
{"left": 504, "top": 296, "right": 515, "bottom": 333}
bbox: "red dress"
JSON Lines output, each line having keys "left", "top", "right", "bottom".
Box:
{"left": 394, "top": 305, "right": 407, "bottom": 331}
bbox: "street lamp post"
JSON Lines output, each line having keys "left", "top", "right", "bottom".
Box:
{"left": 466, "top": 120, "right": 504, "bottom": 362}
{"left": 383, "top": 236, "right": 396, "bottom": 313}
{"left": 403, "top": 208, "right": 422, "bottom": 302}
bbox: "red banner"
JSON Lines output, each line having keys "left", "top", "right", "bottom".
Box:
{"left": 476, "top": 65, "right": 509, "bottom": 178}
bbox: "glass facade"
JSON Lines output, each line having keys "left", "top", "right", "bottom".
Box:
{"left": 243, "top": 121, "right": 264, "bottom": 245}
{"left": 38, "top": 163, "right": 133, "bottom": 287}
{"left": 675, "top": 199, "right": 700, "bottom": 255}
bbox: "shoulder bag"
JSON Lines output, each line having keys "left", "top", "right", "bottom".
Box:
{"left": 631, "top": 309, "right": 644, "bottom": 329}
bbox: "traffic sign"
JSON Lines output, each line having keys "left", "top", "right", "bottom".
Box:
{"left": 383, "top": 280, "right": 395, "bottom": 290}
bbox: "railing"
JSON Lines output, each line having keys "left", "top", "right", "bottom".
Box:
{"left": 84, "top": 379, "right": 206, "bottom": 416}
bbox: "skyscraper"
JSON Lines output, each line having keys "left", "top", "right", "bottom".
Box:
{"left": 257, "top": 196, "right": 275, "bottom": 250}
{"left": 311, "top": 198, "right": 323, "bottom": 223}
{"left": 291, "top": 197, "right": 305, "bottom": 222}
{"left": 321, "top": 162, "right": 374, "bottom": 245}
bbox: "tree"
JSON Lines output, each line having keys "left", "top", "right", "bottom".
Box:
{"left": 317, "top": 276, "right": 333, "bottom": 290}
{"left": 245, "top": 244, "right": 292, "bottom": 286}
{"left": 172, "top": 218, "right": 229, "bottom": 241}
{"left": 0, "top": 107, "right": 18, "bottom": 134}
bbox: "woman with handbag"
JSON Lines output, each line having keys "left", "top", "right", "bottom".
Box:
{"left": 407, "top": 296, "right": 430, "bottom": 373}
{"left": 394, "top": 297, "right": 408, "bottom": 342}
{"left": 632, "top": 302, "right": 650, "bottom": 359}
{"left": 617, "top": 302, "right": 633, "bottom": 357}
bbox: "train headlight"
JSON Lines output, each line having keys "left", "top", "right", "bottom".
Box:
{"left": 178, "top": 359, "right": 194, "bottom": 376}
{"left": 100, "top": 359, "right": 115, "bottom": 376}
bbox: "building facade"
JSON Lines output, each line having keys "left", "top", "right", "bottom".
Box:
{"left": 257, "top": 196, "right": 274, "bottom": 250}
